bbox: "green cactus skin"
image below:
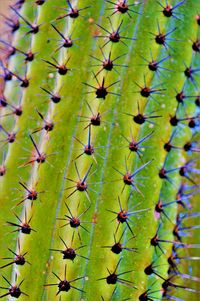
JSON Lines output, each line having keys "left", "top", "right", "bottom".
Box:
{"left": 0, "top": 0, "right": 200, "bottom": 300}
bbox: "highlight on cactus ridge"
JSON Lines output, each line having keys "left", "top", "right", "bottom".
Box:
{"left": 0, "top": 0, "right": 199, "bottom": 300}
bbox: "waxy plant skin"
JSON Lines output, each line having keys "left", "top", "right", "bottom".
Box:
{"left": 0, "top": 0, "right": 200, "bottom": 300}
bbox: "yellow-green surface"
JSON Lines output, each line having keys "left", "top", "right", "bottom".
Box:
{"left": 0, "top": 0, "right": 200, "bottom": 300}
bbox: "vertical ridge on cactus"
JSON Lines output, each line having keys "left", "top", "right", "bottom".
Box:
{"left": 0, "top": 0, "right": 199, "bottom": 300}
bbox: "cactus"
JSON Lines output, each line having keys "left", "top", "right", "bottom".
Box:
{"left": 0, "top": 0, "right": 199, "bottom": 300}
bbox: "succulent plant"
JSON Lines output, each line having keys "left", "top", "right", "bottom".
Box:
{"left": 0, "top": 0, "right": 200, "bottom": 300}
